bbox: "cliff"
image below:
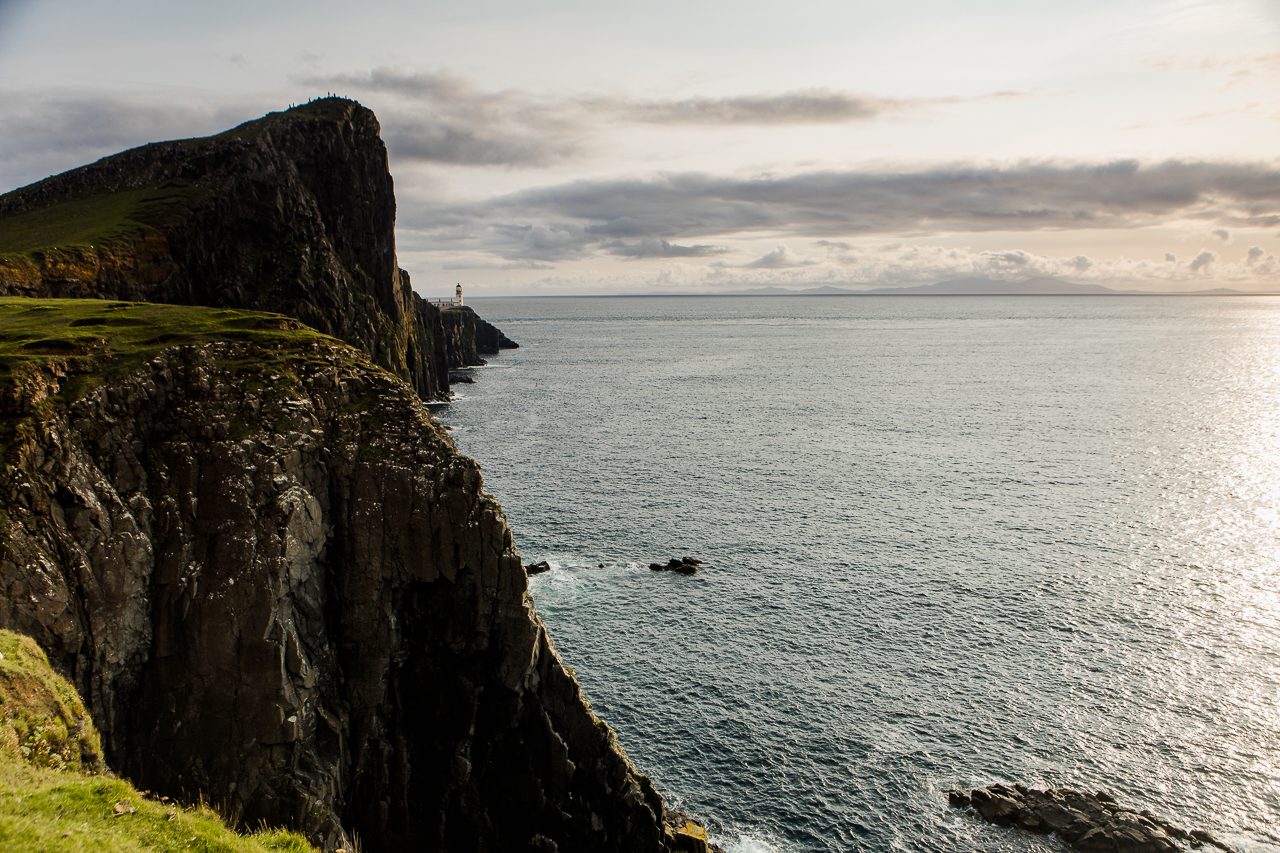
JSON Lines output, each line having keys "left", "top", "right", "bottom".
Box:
{"left": 439, "top": 305, "right": 520, "bottom": 371}
{"left": 0, "top": 298, "right": 675, "bottom": 851}
{"left": 0, "top": 627, "right": 317, "bottom": 852}
{"left": 0, "top": 98, "right": 515, "bottom": 400}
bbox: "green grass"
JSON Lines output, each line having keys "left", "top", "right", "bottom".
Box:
{"left": 0, "top": 631, "right": 101, "bottom": 774}
{"left": 0, "top": 297, "right": 330, "bottom": 386}
{"left": 0, "top": 183, "right": 203, "bottom": 256}
{"left": 0, "top": 297, "right": 348, "bottom": 458}
{"left": 0, "top": 630, "right": 318, "bottom": 853}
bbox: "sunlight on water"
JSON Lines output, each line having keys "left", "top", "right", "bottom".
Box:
{"left": 443, "top": 296, "right": 1280, "bottom": 852}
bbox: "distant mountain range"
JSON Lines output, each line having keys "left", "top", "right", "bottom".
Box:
{"left": 726, "top": 277, "right": 1264, "bottom": 296}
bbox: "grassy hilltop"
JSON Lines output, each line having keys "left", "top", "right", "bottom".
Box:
{"left": 0, "top": 99, "right": 350, "bottom": 260}
{"left": 0, "top": 297, "right": 352, "bottom": 462}
{"left": 0, "top": 297, "right": 331, "bottom": 383}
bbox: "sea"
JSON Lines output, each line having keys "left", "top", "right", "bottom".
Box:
{"left": 433, "top": 295, "right": 1280, "bottom": 853}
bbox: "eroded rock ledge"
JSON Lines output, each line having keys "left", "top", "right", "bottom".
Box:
{"left": 949, "top": 784, "right": 1232, "bottom": 852}
{"left": 0, "top": 337, "right": 673, "bottom": 852}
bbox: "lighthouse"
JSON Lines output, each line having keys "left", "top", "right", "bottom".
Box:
{"left": 456, "top": 283, "right": 463, "bottom": 305}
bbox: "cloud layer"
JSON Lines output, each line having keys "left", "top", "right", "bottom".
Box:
{"left": 403, "top": 240, "right": 1279, "bottom": 294}
{"left": 406, "top": 159, "right": 1280, "bottom": 262}
{"left": 294, "top": 68, "right": 1012, "bottom": 167}
{"left": 609, "top": 91, "right": 900, "bottom": 125}
{"left": 0, "top": 92, "right": 265, "bottom": 190}
{"left": 4, "top": 71, "right": 1277, "bottom": 293}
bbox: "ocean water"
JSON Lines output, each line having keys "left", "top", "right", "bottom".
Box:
{"left": 434, "top": 296, "right": 1280, "bottom": 852}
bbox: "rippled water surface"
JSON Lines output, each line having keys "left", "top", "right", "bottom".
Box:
{"left": 435, "top": 296, "right": 1280, "bottom": 852}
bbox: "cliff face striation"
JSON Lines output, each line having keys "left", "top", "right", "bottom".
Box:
{"left": 0, "top": 299, "right": 673, "bottom": 852}
{"left": 0, "top": 98, "right": 515, "bottom": 401}
{"left": 0, "top": 627, "right": 317, "bottom": 852}
{"left": 440, "top": 305, "right": 520, "bottom": 372}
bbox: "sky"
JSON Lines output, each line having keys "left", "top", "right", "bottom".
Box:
{"left": 0, "top": 0, "right": 1277, "bottom": 294}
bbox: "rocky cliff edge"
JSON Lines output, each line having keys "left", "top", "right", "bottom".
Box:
{"left": 0, "top": 298, "right": 675, "bottom": 852}
{"left": 0, "top": 98, "right": 515, "bottom": 401}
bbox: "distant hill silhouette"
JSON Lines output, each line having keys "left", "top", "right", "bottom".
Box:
{"left": 860, "top": 276, "right": 1116, "bottom": 295}
{"left": 729, "top": 276, "right": 1257, "bottom": 296}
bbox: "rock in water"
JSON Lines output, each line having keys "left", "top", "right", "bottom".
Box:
{"left": 948, "top": 784, "right": 1232, "bottom": 852}
{"left": 649, "top": 557, "right": 702, "bottom": 574}
{"left": 526, "top": 560, "right": 552, "bottom": 575}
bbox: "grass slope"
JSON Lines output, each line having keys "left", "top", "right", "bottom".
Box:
{"left": 0, "top": 183, "right": 203, "bottom": 256}
{"left": 0, "top": 630, "right": 318, "bottom": 853}
{"left": 0, "top": 96, "right": 355, "bottom": 258}
{"left": 0, "top": 297, "right": 347, "bottom": 459}
{"left": 0, "top": 296, "right": 331, "bottom": 384}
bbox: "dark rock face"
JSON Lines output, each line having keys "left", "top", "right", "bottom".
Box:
{"left": 949, "top": 785, "right": 1231, "bottom": 852}
{"left": 0, "top": 341, "right": 671, "bottom": 852}
{"left": 0, "top": 99, "right": 511, "bottom": 401}
{"left": 439, "top": 305, "right": 519, "bottom": 371}
{"left": 472, "top": 310, "right": 519, "bottom": 353}
{"left": 650, "top": 557, "right": 702, "bottom": 575}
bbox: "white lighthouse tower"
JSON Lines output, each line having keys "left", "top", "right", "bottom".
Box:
{"left": 455, "top": 282, "right": 463, "bottom": 305}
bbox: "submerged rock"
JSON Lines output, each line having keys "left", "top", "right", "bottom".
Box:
{"left": 649, "top": 557, "right": 702, "bottom": 575}
{"left": 949, "top": 784, "right": 1232, "bottom": 852}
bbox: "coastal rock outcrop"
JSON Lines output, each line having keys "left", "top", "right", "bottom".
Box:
{"left": 650, "top": 557, "right": 702, "bottom": 575}
{"left": 472, "top": 310, "right": 520, "bottom": 353}
{"left": 949, "top": 784, "right": 1232, "bottom": 852}
{"left": 0, "top": 99, "right": 684, "bottom": 853}
{"left": 0, "top": 98, "right": 513, "bottom": 400}
{"left": 0, "top": 331, "right": 674, "bottom": 852}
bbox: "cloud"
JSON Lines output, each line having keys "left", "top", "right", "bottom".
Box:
{"left": 442, "top": 240, "right": 1280, "bottom": 295}
{"left": 298, "top": 67, "right": 1025, "bottom": 173}
{"left": 488, "top": 222, "right": 589, "bottom": 261}
{"left": 0, "top": 91, "right": 267, "bottom": 190}
{"left": 1149, "top": 52, "right": 1280, "bottom": 86}
{"left": 984, "top": 249, "right": 1033, "bottom": 269}
{"left": 617, "top": 90, "right": 900, "bottom": 125}
{"left": 1189, "top": 250, "right": 1216, "bottom": 272}
{"left": 596, "top": 88, "right": 1025, "bottom": 127}
{"left": 440, "top": 259, "right": 555, "bottom": 270}
{"left": 312, "top": 68, "right": 911, "bottom": 128}
{"left": 1246, "top": 246, "right": 1265, "bottom": 264}
{"left": 412, "top": 159, "right": 1280, "bottom": 262}
{"left": 603, "top": 239, "right": 726, "bottom": 259}
{"left": 744, "top": 246, "right": 816, "bottom": 269}
{"left": 383, "top": 117, "right": 576, "bottom": 167}
{"left": 300, "top": 69, "right": 581, "bottom": 167}
{"left": 1165, "top": 252, "right": 1178, "bottom": 262}
{"left": 1211, "top": 228, "right": 1231, "bottom": 241}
